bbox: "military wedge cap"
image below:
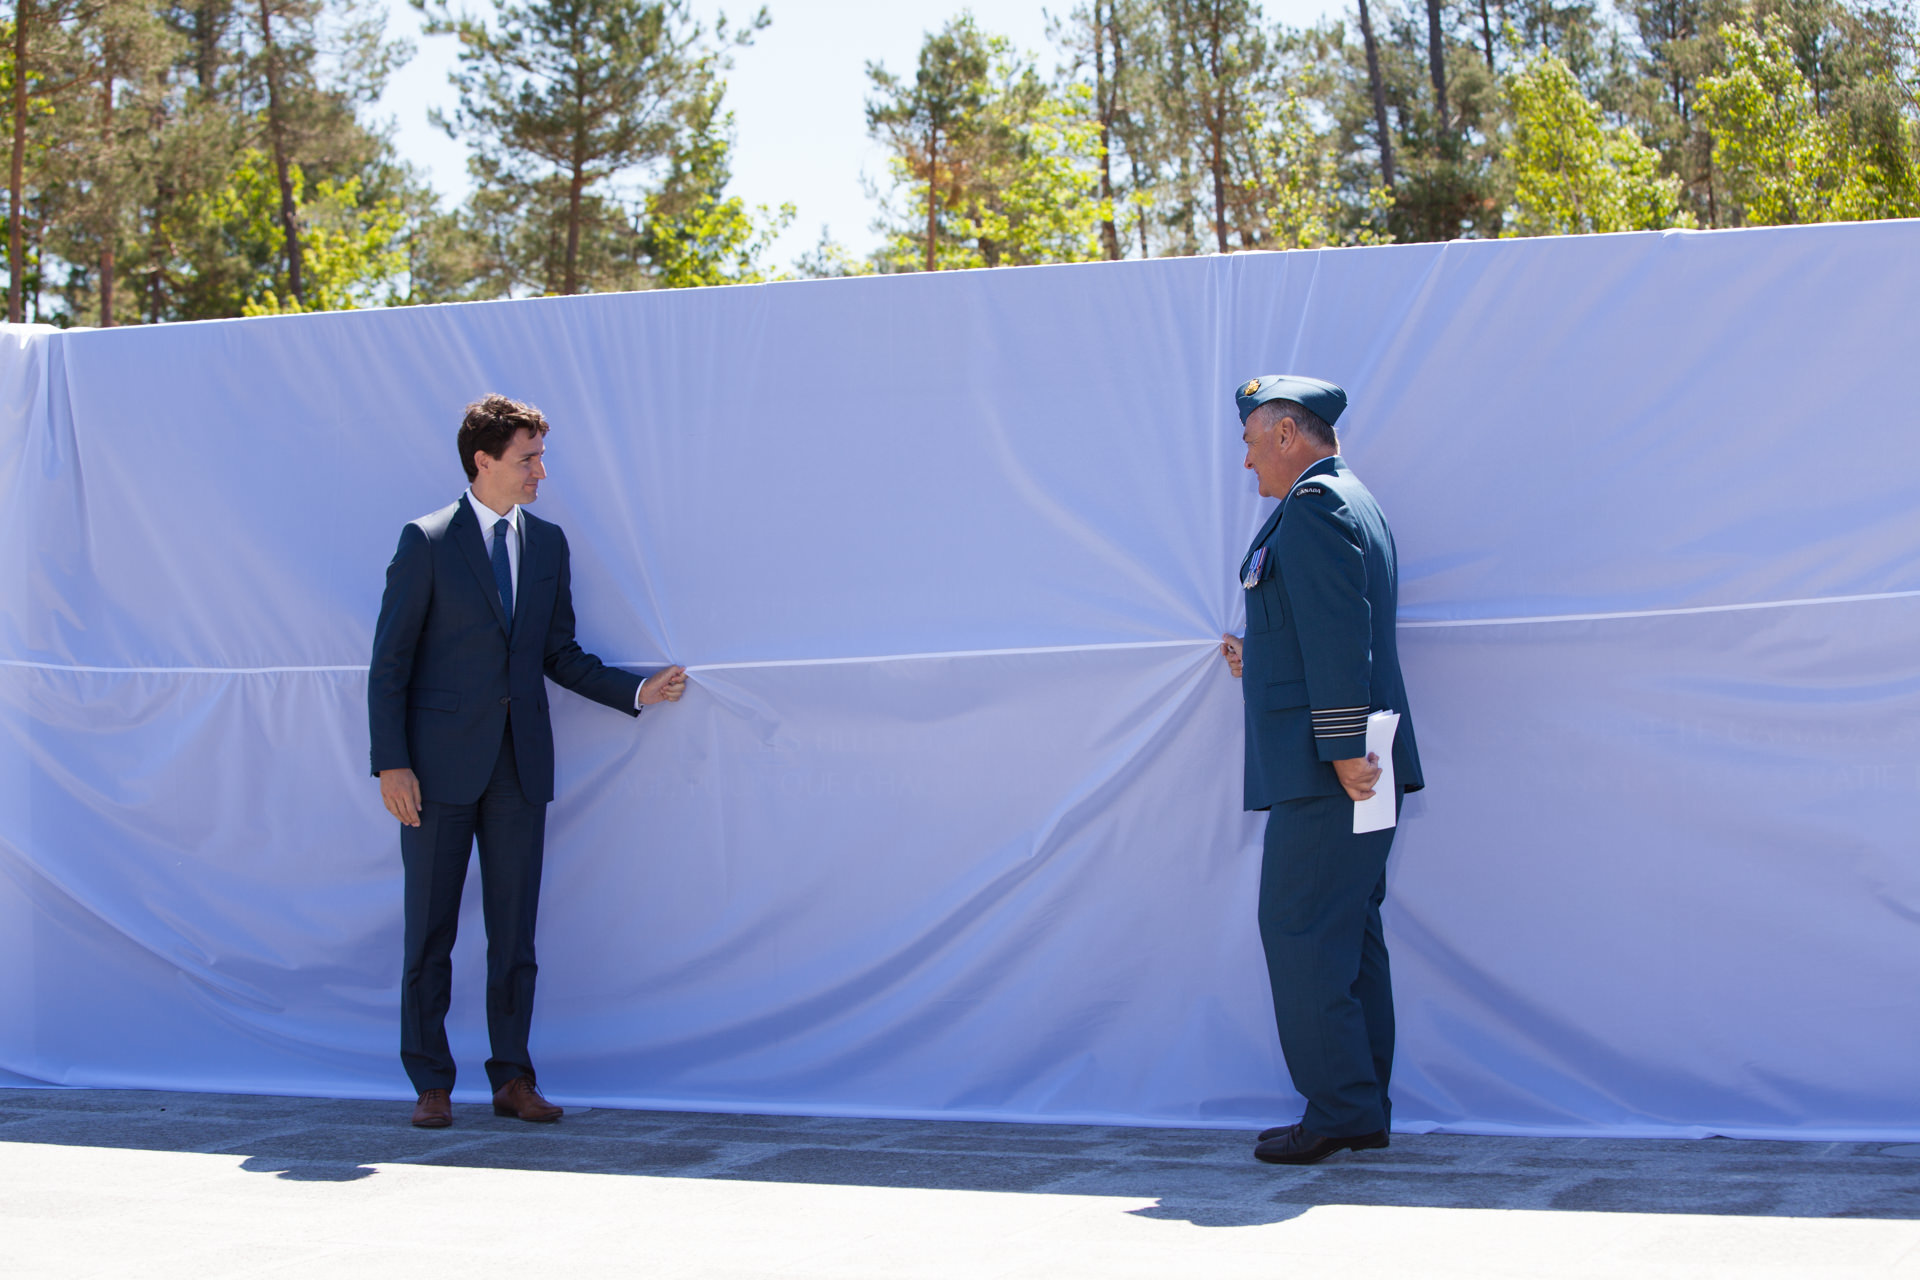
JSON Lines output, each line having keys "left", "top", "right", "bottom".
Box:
{"left": 1235, "top": 374, "right": 1348, "bottom": 426}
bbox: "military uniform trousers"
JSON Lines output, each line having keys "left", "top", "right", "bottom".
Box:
{"left": 1257, "top": 791, "right": 1400, "bottom": 1137}
{"left": 399, "top": 720, "right": 547, "bottom": 1094}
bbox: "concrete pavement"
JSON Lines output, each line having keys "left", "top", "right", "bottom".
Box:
{"left": 3, "top": 1088, "right": 1918, "bottom": 1278}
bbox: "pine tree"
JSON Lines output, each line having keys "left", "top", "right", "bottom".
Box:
{"left": 868, "top": 16, "right": 1106, "bottom": 271}
{"left": 864, "top": 15, "right": 992, "bottom": 272}
{"left": 420, "top": 0, "right": 761, "bottom": 295}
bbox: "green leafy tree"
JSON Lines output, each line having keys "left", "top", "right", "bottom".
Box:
{"left": 43, "top": 0, "right": 181, "bottom": 324}
{"left": 1239, "top": 87, "right": 1392, "bottom": 247}
{"left": 958, "top": 81, "right": 1107, "bottom": 266}
{"left": 242, "top": 166, "right": 407, "bottom": 312}
{"left": 171, "top": 146, "right": 403, "bottom": 314}
{"left": 1507, "top": 49, "right": 1692, "bottom": 234}
{"left": 7, "top": 0, "right": 91, "bottom": 321}
{"left": 1366, "top": 1, "right": 1508, "bottom": 242}
{"left": 1355, "top": 0, "right": 1396, "bottom": 192}
{"left": 636, "top": 90, "right": 792, "bottom": 287}
{"left": 7, "top": 0, "right": 465, "bottom": 324}
{"left": 235, "top": 0, "right": 400, "bottom": 309}
{"left": 1624, "top": 0, "right": 1728, "bottom": 221}
{"left": 1050, "top": 0, "right": 1157, "bottom": 259}
{"left": 1696, "top": 19, "right": 1920, "bottom": 225}
{"left": 1134, "top": 0, "right": 1275, "bottom": 253}
{"left": 868, "top": 17, "right": 1107, "bottom": 271}
{"left": 790, "top": 226, "right": 871, "bottom": 278}
{"left": 247, "top": 0, "right": 317, "bottom": 303}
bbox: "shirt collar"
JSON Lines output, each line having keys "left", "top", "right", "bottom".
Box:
{"left": 465, "top": 488, "right": 520, "bottom": 534}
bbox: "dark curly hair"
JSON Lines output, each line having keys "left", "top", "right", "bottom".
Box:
{"left": 458, "top": 394, "right": 550, "bottom": 481}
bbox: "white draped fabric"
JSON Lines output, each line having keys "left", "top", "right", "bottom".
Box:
{"left": 3, "top": 222, "right": 1917, "bottom": 1138}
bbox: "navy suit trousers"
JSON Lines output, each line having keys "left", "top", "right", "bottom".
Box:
{"left": 1257, "top": 793, "right": 1398, "bottom": 1136}
{"left": 399, "top": 723, "right": 547, "bottom": 1093}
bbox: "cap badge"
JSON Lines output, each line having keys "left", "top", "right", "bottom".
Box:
{"left": 1240, "top": 379, "right": 1261, "bottom": 398}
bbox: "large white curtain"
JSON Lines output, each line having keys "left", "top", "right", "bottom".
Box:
{"left": 3, "top": 223, "right": 1917, "bottom": 1138}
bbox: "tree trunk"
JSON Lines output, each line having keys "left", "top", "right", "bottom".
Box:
{"left": 564, "top": 164, "right": 584, "bottom": 293}
{"left": 99, "top": 70, "right": 115, "bottom": 326}
{"left": 147, "top": 175, "right": 177, "bottom": 322}
{"left": 30, "top": 205, "right": 43, "bottom": 318}
{"left": 256, "top": 0, "right": 304, "bottom": 306}
{"left": 1096, "top": 1, "right": 1119, "bottom": 260}
{"left": 1207, "top": 7, "right": 1226, "bottom": 253}
{"left": 1477, "top": 0, "right": 1495, "bottom": 71}
{"left": 1358, "top": 0, "right": 1396, "bottom": 191}
{"left": 1177, "top": 152, "right": 1195, "bottom": 250}
{"left": 1210, "top": 119, "right": 1226, "bottom": 252}
{"left": 10, "top": 0, "right": 31, "bottom": 324}
{"left": 147, "top": 191, "right": 165, "bottom": 321}
{"left": 1426, "top": 0, "right": 1449, "bottom": 134}
{"left": 924, "top": 128, "right": 938, "bottom": 272}
{"left": 194, "top": 0, "right": 222, "bottom": 95}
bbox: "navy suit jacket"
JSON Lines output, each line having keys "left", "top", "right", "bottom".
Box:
{"left": 1239, "top": 456, "right": 1424, "bottom": 810}
{"left": 368, "top": 497, "right": 643, "bottom": 806}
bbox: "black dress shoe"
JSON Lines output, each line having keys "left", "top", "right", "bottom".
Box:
{"left": 1254, "top": 1123, "right": 1389, "bottom": 1165}
{"left": 1258, "top": 1121, "right": 1392, "bottom": 1144}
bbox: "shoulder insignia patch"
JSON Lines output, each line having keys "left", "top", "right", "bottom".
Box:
{"left": 1291, "top": 484, "right": 1327, "bottom": 497}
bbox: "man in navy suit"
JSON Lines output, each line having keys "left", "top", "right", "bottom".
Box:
{"left": 1218, "top": 375, "right": 1424, "bottom": 1165}
{"left": 369, "top": 394, "right": 686, "bottom": 1128}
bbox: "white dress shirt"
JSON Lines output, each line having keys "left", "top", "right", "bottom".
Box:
{"left": 465, "top": 488, "right": 645, "bottom": 711}
{"left": 465, "top": 488, "right": 522, "bottom": 598}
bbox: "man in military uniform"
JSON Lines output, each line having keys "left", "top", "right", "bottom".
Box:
{"left": 1218, "top": 374, "right": 1424, "bottom": 1165}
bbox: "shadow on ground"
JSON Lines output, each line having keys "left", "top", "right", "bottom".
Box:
{"left": 3, "top": 1089, "right": 1917, "bottom": 1228}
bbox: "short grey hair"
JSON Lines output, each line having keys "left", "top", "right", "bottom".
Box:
{"left": 1253, "top": 398, "right": 1336, "bottom": 448}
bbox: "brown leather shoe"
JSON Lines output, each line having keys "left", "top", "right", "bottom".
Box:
{"left": 492, "top": 1075, "right": 563, "bottom": 1122}
{"left": 411, "top": 1089, "right": 453, "bottom": 1128}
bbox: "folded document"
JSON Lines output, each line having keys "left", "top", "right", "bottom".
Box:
{"left": 1351, "top": 710, "right": 1400, "bottom": 834}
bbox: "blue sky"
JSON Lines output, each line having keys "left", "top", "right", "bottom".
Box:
{"left": 371, "top": 0, "right": 1340, "bottom": 268}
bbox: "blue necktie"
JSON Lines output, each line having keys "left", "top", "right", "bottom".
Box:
{"left": 490, "top": 517, "right": 513, "bottom": 628}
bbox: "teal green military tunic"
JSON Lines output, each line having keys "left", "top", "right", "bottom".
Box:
{"left": 1240, "top": 453, "right": 1424, "bottom": 1138}
{"left": 1240, "top": 456, "right": 1423, "bottom": 807}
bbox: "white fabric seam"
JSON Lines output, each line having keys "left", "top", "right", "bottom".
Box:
{"left": 1398, "top": 587, "right": 1920, "bottom": 629}
{"left": 680, "top": 638, "right": 1212, "bottom": 673}
{"left": 0, "top": 661, "right": 370, "bottom": 674}
{"left": 4, "top": 587, "right": 1915, "bottom": 675}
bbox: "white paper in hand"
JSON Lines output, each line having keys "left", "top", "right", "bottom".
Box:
{"left": 1351, "top": 711, "right": 1400, "bottom": 834}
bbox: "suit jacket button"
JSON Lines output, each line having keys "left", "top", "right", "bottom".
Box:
{"left": 500, "top": 696, "right": 510, "bottom": 705}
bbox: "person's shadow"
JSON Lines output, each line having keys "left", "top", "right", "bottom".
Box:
{"left": 1130, "top": 1201, "right": 1312, "bottom": 1227}
{"left": 239, "top": 1154, "right": 376, "bottom": 1182}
